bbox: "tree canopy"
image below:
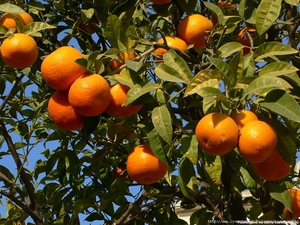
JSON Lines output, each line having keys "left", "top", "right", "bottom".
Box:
{"left": 0, "top": 0, "right": 299, "bottom": 224}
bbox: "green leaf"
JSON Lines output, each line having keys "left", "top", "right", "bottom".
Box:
{"left": 151, "top": 105, "right": 173, "bottom": 145}
{"left": 205, "top": 156, "right": 222, "bottom": 186}
{"left": 149, "top": 129, "right": 169, "bottom": 165}
{"left": 229, "top": 51, "right": 244, "bottom": 82}
{"left": 204, "top": 2, "right": 224, "bottom": 25}
{"left": 181, "top": 134, "right": 199, "bottom": 165}
{"left": 254, "top": 42, "right": 298, "bottom": 61}
{"left": 72, "top": 199, "right": 93, "bottom": 220}
{"left": 217, "top": 42, "right": 244, "bottom": 58}
{"left": 284, "top": 0, "right": 299, "bottom": 6}
{"left": 242, "top": 75, "right": 292, "bottom": 99}
{"left": 104, "top": 14, "right": 122, "bottom": 49}
{"left": 155, "top": 49, "right": 193, "bottom": 84}
{"left": 268, "top": 183, "right": 292, "bottom": 211}
{"left": 259, "top": 89, "right": 300, "bottom": 123}
{"left": 81, "top": 8, "right": 94, "bottom": 23}
{"left": 178, "top": 157, "right": 195, "bottom": 200}
{"left": 184, "top": 70, "right": 221, "bottom": 97}
{"left": 256, "top": 0, "right": 282, "bottom": 35}
{"left": 208, "top": 57, "right": 236, "bottom": 90}
{"left": 240, "top": 167, "right": 259, "bottom": 195}
{"left": 0, "top": 3, "right": 25, "bottom": 13}
{"left": 259, "top": 62, "right": 299, "bottom": 77}
{"left": 24, "top": 22, "right": 56, "bottom": 37}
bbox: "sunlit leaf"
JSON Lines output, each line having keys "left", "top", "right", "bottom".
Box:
{"left": 217, "top": 42, "right": 244, "bottom": 58}
{"left": 0, "top": 3, "right": 25, "bottom": 13}
{"left": 205, "top": 156, "right": 222, "bottom": 186}
{"left": 269, "top": 183, "right": 292, "bottom": 211}
{"left": 259, "top": 62, "right": 299, "bottom": 76}
{"left": 284, "top": 0, "right": 299, "bottom": 6}
{"left": 149, "top": 129, "right": 169, "bottom": 165}
{"left": 181, "top": 134, "right": 199, "bottom": 165}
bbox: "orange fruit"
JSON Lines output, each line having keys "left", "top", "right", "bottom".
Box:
{"left": 105, "top": 83, "right": 142, "bottom": 117}
{"left": 252, "top": 149, "right": 291, "bottom": 181}
{"left": 154, "top": 36, "right": 187, "bottom": 58}
{"left": 212, "top": 1, "right": 235, "bottom": 25}
{"left": 149, "top": 0, "right": 172, "bottom": 5}
{"left": 238, "top": 120, "right": 277, "bottom": 163}
{"left": 237, "top": 27, "right": 256, "bottom": 55}
{"left": 284, "top": 188, "right": 300, "bottom": 219}
{"left": 109, "top": 51, "right": 136, "bottom": 72}
{"left": 195, "top": 112, "right": 239, "bottom": 155}
{"left": 126, "top": 144, "right": 168, "bottom": 185}
{"left": 0, "top": 33, "right": 38, "bottom": 69}
{"left": 230, "top": 109, "right": 258, "bottom": 129}
{"left": 0, "top": 12, "right": 33, "bottom": 29}
{"left": 41, "top": 46, "right": 86, "bottom": 91}
{"left": 48, "top": 91, "right": 84, "bottom": 130}
{"left": 178, "top": 14, "right": 213, "bottom": 49}
{"left": 68, "top": 73, "right": 111, "bottom": 117}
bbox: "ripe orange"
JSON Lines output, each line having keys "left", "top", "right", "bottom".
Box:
{"left": 252, "top": 149, "right": 291, "bottom": 181}
{"left": 0, "top": 12, "right": 33, "bottom": 29}
{"left": 48, "top": 91, "right": 84, "bottom": 130}
{"left": 195, "top": 112, "right": 239, "bottom": 155}
{"left": 238, "top": 120, "right": 277, "bottom": 163}
{"left": 126, "top": 144, "right": 168, "bottom": 185}
{"left": 154, "top": 36, "right": 187, "bottom": 57}
{"left": 284, "top": 188, "right": 300, "bottom": 219}
{"left": 237, "top": 27, "right": 256, "bottom": 55}
{"left": 109, "top": 51, "right": 136, "bottom": 72}
{"left": 178, "top": 14, "right": 213, "bottom": 49}
{"left": 0, "top": 33, "right": 38, "bottom": 69}
{"left": 105, "top": 83, "right": 142, "bottom": 117}
{"left": 41, "top": 46, "right": 86, "bottom": 91}
{"left": 149, "top": 0, "right": 172, "bottom": 5}
{"left": 68, "top": 73, "right": 111, "bottom": 117}
{"left": 230, "top": 109, "right": 258, "bottom": 129}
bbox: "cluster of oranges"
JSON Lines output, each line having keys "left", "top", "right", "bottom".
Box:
{"left": 195, "top": 110, "right": 291, "bottom": 182}
{"left": 0, "top": 12, "right": 38, "bottom": 69}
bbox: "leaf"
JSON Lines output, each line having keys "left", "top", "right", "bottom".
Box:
{"left": 268, "top": 183, "right": 292, "bottom": 211}
{"left": 178, "top": 157, "right": 195, "bottom": 200}
{"left": 256, "top": 0, "right": 282, "bottom": 35}
{"left": 259, "top": 62, "right": 299, "bottom": 77}
{"left": 208, "top": 57, "right": 236, "bottom": 90}
{"left": 72, "top": 199, "right": 93, "bottom": 220}
{"left": 205, "top": 156, "right": 222, "bottom": 186}
{"left": 240, "top": 167, "right": 259, "bottom": 195}
{"left": 259, "top": 89, "right": 300, "bottom": 123}
{"left": 254, "top": 42, "right": 298, "bottom": 61}
{"left": 217, "top": 42, "right": 244, "bottom": 58}
{"left": 229, "top": 51, "right": 244, "bottom": 82}
{"left": 81, "top": 8, "right": 94, "bottom": 23}
{"left": 204, "top": 2, "right": 224, "bottom": 25}
{"left": 242, "top": 75, "right": 293, "bottom": 99}
{"left": 284, "top": 0, "right": 299, "bottom": 6}
{"left": 0, "top": 3, "right": 25, "bottom": 14}
{"left": 155, "top": 49, "right": 193, "bottom": 84}
{"left": 149, "top": 129, "right": 169, "bottom": 165}
{"left": 184, "top": 70, "right": 221, "bottom": 97}
{"left": 151, "top": 105, "right": 173, "bottom": 145}
{"left": 181, "top": 134, "right": 199, "bottom": 165}
{"left": 104, "top": 14, "right": 121, "bottom": 49}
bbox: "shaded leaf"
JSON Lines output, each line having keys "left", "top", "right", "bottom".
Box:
{"left": 178, "top": 157, "right": 195, "bottom": 200}
{"left": 149, "top": 129, "right": 169, "bottom": 165}
{"left": 181, "top": 134, "right": 199, "bottom": 165}
{"left": 268, "top": 182, "right": 292, "bottom": 211}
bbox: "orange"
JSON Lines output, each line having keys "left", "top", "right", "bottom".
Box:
{"left": 284, "top": 188, "right": 300, "bottom": 219}
{"left": 178, "top": 14, "right": 213, "bottom": 49}
{"left": 68, "top": 73, "right": 111, "bottom": 117}
{"left": 126, "top": 144, "right": 168, "bottom": 185}
{"left": 41, "top": 46, "right": 86, "bottom": 91}
{"left": 0, "top": 12, "right": 33, "bottom": 29}
{"left": 149, "top": 0, "right": 172, "bottom": 5}
{"left": 230, "top": 109, "right": 258, "bottom": 129}
{"left": 48, "top": 91, "right": 84, "bottom": 130}
{"left": 252, "top": 149, "right": 291, "bottom": 181}
{"left": 195, "top": 112, "right": 239, "bottom": 155}
{"left": 0, "top": 33, "right": 38, "bottom": 69}
{"left": 237, "top": 27, "right": 256, "bottom": 55}
{"left": 109, "top": 51, "right": 136, "bottom": 72}
{"left": 154, "top": 36, "right": 187, "bottom": 57}
{"left": 238, "top": 120, "right": 277, "bottom": 163}
{"left": 105, "top": 83, "right": 142, "bottom": 117}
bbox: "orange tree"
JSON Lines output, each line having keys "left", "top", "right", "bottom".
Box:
{"left": 0, "top": 0, "right": 299, "bottom": 224}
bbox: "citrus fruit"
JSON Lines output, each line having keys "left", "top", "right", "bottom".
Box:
{"left": 68, "top": 73, "right": 111, "bottom": 117}
{"left": 126, "top": 144, "right": 168, "bottom": 185}
{"left": 178, "top": 14, "right": 213, "bottom": 49}
{"left": 109, "top": 51, "right": 136, "bottom": 72}
{"left": 238, "top": 120, "right": 277, "bottom": 163}
{"left": 105, "top": 83, "right": 142, "bottom": 117}
{"left": 154, "top": 36, "right": 187, "bottom": 58}
{"left": 212, "top": 1, "right": 235, "bottom": 25}
{"left": 230, "top": 109, "right": 258, "bottom": 129}
{"left": 0, "top": 12, "right": 33, "bottom": 29}
{"left": 252, "top": 149, "right": 291, "bottom": 181}
{"left": 48, "top": 91, "right": 84, "bottom": 130}
{"left": 284, "top": 188, "right": 300, "bottom": 219}
{"left": 41, "top": 46, "right": 86, "bottom": 91}
{"left": 0, "top": 33, "right": 38, "bottom": 69}
{"left": 195, "top": 112, "right": 239, "bottom": 155}
{"left": 149, "top": 0, "right": 172, "bottom": 5}
{"left": 237, "top": 27, "right": 256, "bottom": 55}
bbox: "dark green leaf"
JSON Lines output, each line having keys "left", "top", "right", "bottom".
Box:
{"left": 149, "top": 129, "right": 169, "bottom": 165}
{"left": 179, "top": 157, "right": 195, "bottom": 200}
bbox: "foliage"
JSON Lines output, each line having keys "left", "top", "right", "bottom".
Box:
{"left": 0, "top": 0, "right": 299, "bottom": 224}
